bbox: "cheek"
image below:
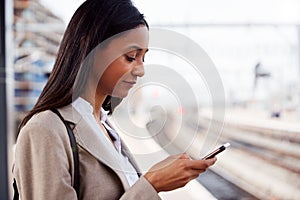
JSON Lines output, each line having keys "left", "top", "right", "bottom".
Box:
{"left": 98, "top": 61, "right": 130, "bottom": 93}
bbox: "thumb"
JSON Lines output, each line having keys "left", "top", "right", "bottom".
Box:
{"left": 179, "top": 153, "right": 191, "bottom": 159}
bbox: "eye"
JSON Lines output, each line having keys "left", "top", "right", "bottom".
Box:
{"left": 126, "top": 55, "right": 136, "bottom": 62}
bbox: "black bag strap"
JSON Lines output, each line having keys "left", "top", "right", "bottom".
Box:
{"left": 13, "top": 108, "right": 80, "bottom": 199}
{"left": 51, "top": 108, "right": 80, "bottom": 198}
{"left": 13, "top": 179, "right": 19, "bottom": 200}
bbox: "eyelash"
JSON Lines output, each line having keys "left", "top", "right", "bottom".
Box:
{"left": 125, "top": 54, "right": 146, "bottom": 63}
{"left": 126, "top": 55, "right": 136, "bottom": 62}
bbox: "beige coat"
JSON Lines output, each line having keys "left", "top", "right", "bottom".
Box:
{"left": 13, "top": 105, "right": 161, "bottom": 200}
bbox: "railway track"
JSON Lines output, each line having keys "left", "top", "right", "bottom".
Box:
{"left": 184, "top": 117, "right": 300, "bottom": 199}
{"left": 197, "top": 169, "right": 258, "bottom": 200}
{"left": 187, "top": 118, "right": 300, "bottom": 174}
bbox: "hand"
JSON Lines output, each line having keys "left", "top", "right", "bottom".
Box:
{"left": 144, "top": 153, "right": 217, "bottom": 192}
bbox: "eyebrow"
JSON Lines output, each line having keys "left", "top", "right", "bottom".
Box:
{"left": 127, "top": 45, "right": 149, "bottom": 53}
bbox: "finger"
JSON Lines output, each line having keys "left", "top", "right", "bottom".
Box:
{"left": 184, "top": 171, "right": 205, "bottom": 183}
{"left": 188, "top": 158, "right": 217, "bottom": 170}
{"left": 201, "top": 157, "right": 217, "bottom": 166}
{"left": 190, "top": 168, "right": 206, "bottom": 175}
{"left": 206, "top": 157, "right": 217, "bottom": 164}
{"left": 180, "top": 153, "right": 191, "bottom": 160}
{"left": 190, "top": 173, "right": 202, "bottom": 180}
{"left": 171, "top": 153, "right": 190, "bottom": 160}
{"left": 170, "top": 153, "right": 184, "bottom": 159}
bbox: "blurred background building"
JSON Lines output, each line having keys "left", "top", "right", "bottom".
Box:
{"left": 13, "top": 0, "right": 64, "bottom": 137}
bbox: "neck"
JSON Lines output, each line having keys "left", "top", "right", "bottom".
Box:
{"left": 81, "top": 89, "right": 106, "bottom": 119}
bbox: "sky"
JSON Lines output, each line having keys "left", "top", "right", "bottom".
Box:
{"left": 40, "top": 0, "right": 300, "bottom": 25}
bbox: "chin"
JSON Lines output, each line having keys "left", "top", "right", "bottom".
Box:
{"left": 111, "top": 91, "right": 129, "bottom": 98}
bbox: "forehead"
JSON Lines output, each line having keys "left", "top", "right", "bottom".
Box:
{"left": 102, "top": 26, "right": 149, "bottom": 54}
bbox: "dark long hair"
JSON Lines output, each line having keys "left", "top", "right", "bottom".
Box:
{"left": 18, "top": 0, "right": 148, "bottom": 132}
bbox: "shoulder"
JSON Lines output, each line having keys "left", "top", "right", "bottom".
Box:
{"left": 22, "top": 109, "right": 65, "bottom": 133}
{"left": 17, "top": 109, "right": 69, "bottom": 147}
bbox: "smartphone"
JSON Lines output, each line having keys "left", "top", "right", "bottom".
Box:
{"left": 202, "top": 142, "right": 230, "bottom": 160}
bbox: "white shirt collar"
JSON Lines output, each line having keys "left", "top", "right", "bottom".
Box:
{"left": 72, "top": 97, "right": 119, "bottom": 142}
{"left": 100, "top": 107, "right": 110, "bottom": 123}
{"left": 72, "top": 97, "right": 93, "bottom": 115}
{"left": 72, "top": 97, "right": 109, "bottom": 120}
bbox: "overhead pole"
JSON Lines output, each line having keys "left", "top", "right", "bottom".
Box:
{"left": 1, "top": 0, "right": 14, "bottom": 198}
{"left": 0, "top": 0, "right": 9, "bottom": 198}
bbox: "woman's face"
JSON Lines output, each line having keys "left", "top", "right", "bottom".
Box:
{"left": 92, "top": 26, "right": 149, "bottom": 98}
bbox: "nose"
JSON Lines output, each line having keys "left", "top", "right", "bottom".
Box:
{"left": 132, "top": 63, "right": 145, "bottom": 77}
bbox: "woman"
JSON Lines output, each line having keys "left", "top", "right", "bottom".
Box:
{"left": 13, "top": 0, "right": 217, "bottom": 199}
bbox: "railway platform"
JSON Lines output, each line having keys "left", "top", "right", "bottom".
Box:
{"left": 199, "top": 107, "right": 300, "bottom": 199}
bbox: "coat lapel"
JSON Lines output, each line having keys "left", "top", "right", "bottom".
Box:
{"left": 104, "top": 119, "right": 142, "bottom": 177}
{"left": 58, "top": 105, "right": 130, "bottom": 190}
{"left": 120, "top": 141, "right": 142, "bottom": 177}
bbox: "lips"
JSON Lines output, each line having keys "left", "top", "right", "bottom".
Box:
{"left": 123, "top": 80, "right": 136, "bottom": 87}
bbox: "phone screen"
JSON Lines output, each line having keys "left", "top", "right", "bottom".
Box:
{"left": 202, "top": 143, "right": 230, "bottom": 160}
